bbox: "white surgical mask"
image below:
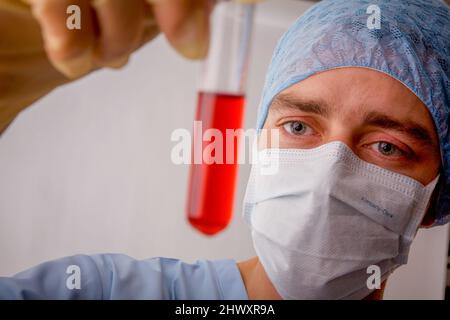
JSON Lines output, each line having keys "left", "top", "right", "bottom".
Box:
{"left": 242, "top": 141, "right": 439, "bottom": 300}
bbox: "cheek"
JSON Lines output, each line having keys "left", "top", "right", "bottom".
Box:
{"left": 391, "top": 156, "right": 441, "bottom": 185}
{"left": 409, "top": 147, "right": 441, "bottom": 185}
{"left": 413, "top": 160, "right": 441, "bottom": 186}
{"left": 258, "top": 125, "right": 281, "bottom": 150}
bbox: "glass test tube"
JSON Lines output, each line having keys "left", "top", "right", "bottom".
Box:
{"left": 186, "top": 0, "right": 255, "bottom": 236}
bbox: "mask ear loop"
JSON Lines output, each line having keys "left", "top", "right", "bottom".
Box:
{"left": 420, "top": 173, "right": 444, "bottom": 228}
{"left": 396, "top": 174, "right": 441, "bottom": 264}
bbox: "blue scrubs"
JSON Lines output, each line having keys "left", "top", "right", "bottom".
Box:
{"left": 0, "top": 254, "right": 249, "bottom": 299}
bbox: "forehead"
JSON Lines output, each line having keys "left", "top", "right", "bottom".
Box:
{"left": 273, "top": 67, "right": 437, "bottom": 133}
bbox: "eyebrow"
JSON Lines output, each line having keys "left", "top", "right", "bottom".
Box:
{"left": 363, "top": 112, "right": 436, "bottom": 147}
{"left": 271, "top": 93, "right": 437, "bottom": 147}
{"left": 271, "top": 93, "right": 330, "bottom": 117}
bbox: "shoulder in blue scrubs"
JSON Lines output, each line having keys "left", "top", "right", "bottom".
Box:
{"left": 0, "top": 254, "right": 249, "bottom": 300}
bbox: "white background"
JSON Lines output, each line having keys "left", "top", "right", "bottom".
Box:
{"left": 0, "top": 0, "right": 448, "bottom": 299}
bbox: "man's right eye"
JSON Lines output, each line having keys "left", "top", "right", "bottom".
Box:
{"left": 282, "top": 121, "right": 315, "bottom": 136}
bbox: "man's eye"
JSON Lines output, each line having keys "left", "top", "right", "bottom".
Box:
{"left": 282, "top": 121, "right": 314, "bottom": 136}
{"left": 371, "top": 141, "right": 403, "bottom": 157}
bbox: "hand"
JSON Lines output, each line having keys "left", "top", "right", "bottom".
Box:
{"left": 16, "top": 0, "right": 215, "bottom": 78}
{"left": 0, "top": 0, "right": 260, "bottom": 133}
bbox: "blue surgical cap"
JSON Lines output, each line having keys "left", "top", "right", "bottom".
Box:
{"left": 256, "top": 0, "right": 450, "bottom": 226}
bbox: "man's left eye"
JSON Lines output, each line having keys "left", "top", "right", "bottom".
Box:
{"left": 371, "top": 141, "right": 403, "bottom": 157}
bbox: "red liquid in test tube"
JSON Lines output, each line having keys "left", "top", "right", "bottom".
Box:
{"left": 186, "top": 1, "right": 255, "bottom": 235}
{"left": 187, "top": 92, "right": 245, "bottom": 235}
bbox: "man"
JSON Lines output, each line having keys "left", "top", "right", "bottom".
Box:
{"left": 0, "top": 0, "right": 449, "bottom": 299}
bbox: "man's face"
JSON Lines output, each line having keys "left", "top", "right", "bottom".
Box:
{"left": 261, "top": 67, "right": 441, "bottom": 187}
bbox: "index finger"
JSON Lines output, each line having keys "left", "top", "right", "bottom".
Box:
{"left": 148, "top": 0, "right": 210, "bottom": 59}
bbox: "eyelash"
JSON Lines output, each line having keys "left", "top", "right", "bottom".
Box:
{"left": 281, "top": 120, "right": 412, "bottom": 159}
{"left": 282, "top": 120, "right": 316, "bottom": 137}
{"left": 367, "top": 142, "right": 405, "bottom": 158}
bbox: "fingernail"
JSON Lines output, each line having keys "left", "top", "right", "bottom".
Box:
{"left": 104, "top": 55, "right": 130, "bottom": 69}
{"left": 51, "top": 47, "right": 93, "bottom": 79}
{"left": 175, "top": 7, "right": 209, "bottom": 59}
